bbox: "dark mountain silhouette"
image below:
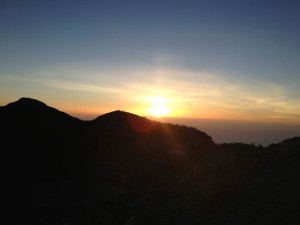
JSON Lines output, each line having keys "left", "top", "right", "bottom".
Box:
{"left": 0, "top": 98, "right": 213, "bottom": 183}
{"left": 1, "top": 98, "right": 300, "bottom": 225}
{"left": 0, "top": 98, "right": 88, "bottom": 182}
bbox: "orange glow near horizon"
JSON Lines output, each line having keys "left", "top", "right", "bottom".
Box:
{"left": 2, "top": 65, "right": 299, "bottom": 124}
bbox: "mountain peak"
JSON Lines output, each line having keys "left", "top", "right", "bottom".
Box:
{"left": 1, "top": 97, "right": 83, "bottom": 126}
{"left": 3, "top": 97, "right": 48, "bottom": 109}
{"left": 92, "top": 110, "right": 156, "bottom": 133}
{"left": 17, "top": 97, "right": 47, "bottom": 106}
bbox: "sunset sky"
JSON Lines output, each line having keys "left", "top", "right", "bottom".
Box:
{"left": 1, "top": 0, "right": 300, "bottom": 144}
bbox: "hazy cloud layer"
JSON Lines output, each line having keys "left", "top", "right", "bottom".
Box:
{"left": 3, "top": 65, "right": 299, "bottom": 122}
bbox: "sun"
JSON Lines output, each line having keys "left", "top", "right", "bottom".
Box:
{"left": 146, "top": 96, "right": 170, "bottom": 117}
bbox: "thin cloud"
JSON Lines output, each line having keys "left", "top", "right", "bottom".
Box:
{"left": 43, "top": 80, "right": 122, "bottom": 95}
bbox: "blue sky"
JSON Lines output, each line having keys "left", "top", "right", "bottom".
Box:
{"left": 1, "top": 0, "right": 300, "bottom": 127}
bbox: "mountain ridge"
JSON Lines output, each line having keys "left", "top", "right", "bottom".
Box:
{"left": 0, "top": 97, "right": 214, "bottom": 183}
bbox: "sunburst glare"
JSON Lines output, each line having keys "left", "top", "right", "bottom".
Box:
{"left": 146, "top": 96, "right": 171, "bottom": 117}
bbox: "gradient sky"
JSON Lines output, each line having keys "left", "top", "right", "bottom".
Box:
{"left": 1, "top": 0, "right": 300, "bottom": 144}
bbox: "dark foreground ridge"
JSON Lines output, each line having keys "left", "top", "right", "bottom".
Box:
{"left": 1, "top": 98, "right": 300, "bottom": 225}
